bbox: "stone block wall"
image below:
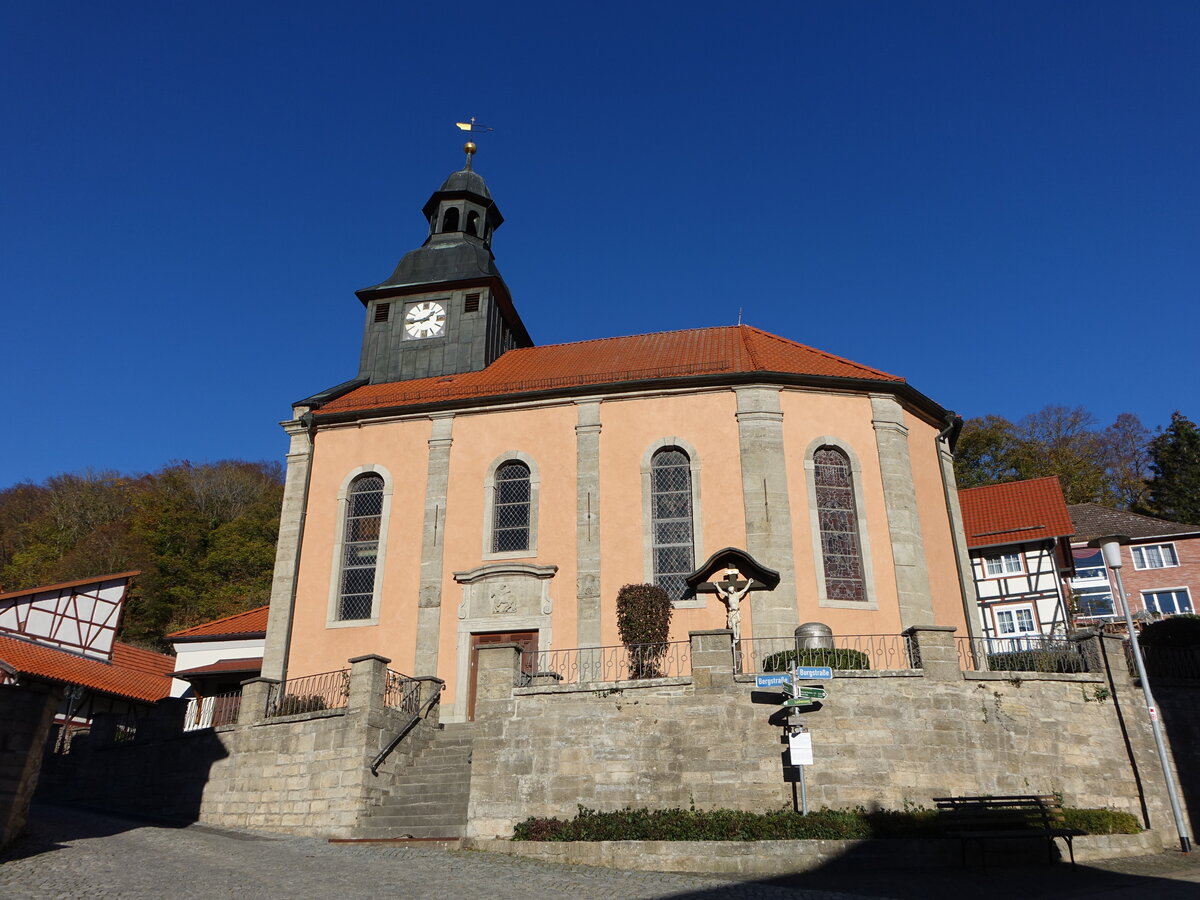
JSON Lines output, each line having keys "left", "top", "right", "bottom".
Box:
{"left": 41, "top": 658, "right": 443, "bottom": 837}
{"left": 1, "top": 680, "right": 62, "bottom": 847}
{"left": 466, "top": 628, "right": 1194, "bottom": 846}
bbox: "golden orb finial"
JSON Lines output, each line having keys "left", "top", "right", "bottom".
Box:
{"left": 464, "top": 141, "right": 477, "bottom": 155}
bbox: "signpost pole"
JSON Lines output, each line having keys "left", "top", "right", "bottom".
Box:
{"left": 798, "top": 755, "right": 808, "bottom": 815}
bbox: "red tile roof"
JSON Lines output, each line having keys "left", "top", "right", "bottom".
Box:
{"left": 0, "top": 570, "right": 140, "bottom": 601}
{"left": 174, "top": 657, "right": 263, "bottom": 678}
{"left": 167, "top": 606, "right": 270, "bottom": 639}
{"left": 0, "top": 635, "right": 174, "bottom": 703}
{"left": 958, "top": 477, "right": 1075, "bottom": 549}
{"left": 315, "top": 326, "right": 904, "bottom": 416}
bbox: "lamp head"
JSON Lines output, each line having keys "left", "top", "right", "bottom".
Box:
{"left": 1088, "top": 534, "right": 1130, "bottom": 569}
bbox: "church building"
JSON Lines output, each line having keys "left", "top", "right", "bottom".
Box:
{"left": 261, "top": 146, "right": 979, "bottom": 723}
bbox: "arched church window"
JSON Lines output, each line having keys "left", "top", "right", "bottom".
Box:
{"left": 492, "top": 462, "right": 531, "bottom": 553}
{"left": 813, "top": 447, "right": 866, "bottom": 602}
{"left": 465, "top": 210, "right": 480, "bottom": 236}
{"left": 651, "top": 447, "right": 694, "bottom": 601}
{"left": 338, "top": 474, "right": 384, "bottom": 620}
{"left": 440, "top": 207, "right": 460, "bottom": 233}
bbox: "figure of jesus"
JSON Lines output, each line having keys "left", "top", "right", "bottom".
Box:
{"left": 714, "top": 566, "right": 752, "bottom": 645}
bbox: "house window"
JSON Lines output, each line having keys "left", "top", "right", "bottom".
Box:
{"left": 1132, "top": 544, "right": 1179, "bottom": 570}
{"left": 1143, "top": 588, "right": 1193, "bottom": 616}
{"left": 984, "top": 552, "right": 1023, "bottom": 577}
{"left": 1074, "top": 586, "right": 1116, "bottom": 618}
{"left": 338, "top": 474, "right": 384, "bottom": 620}
{"left": 1071, "top": 547, "right": 1106, "bottom": 580}
{"left": 492, "top": 462, "right": 531, "bottom": 553}
{"left": 996, "top": 606, "right": 1036, "bottom": 635}
{"left": 651, "top": 447, "right": 695, "bottom": 602}
{"left": 813, "top": 447, "right": 866, "bottom": 602}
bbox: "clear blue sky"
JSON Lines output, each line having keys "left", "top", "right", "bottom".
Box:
{"left": 3, "top": 2, "right": 1197, "bottom": 486}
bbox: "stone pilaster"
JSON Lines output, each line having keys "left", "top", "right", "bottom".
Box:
{"left": 575, "top": 401, "right": 603, "bottom": 648}
{"left": 735, "top": 387, "right": 799, "bottom": 636}
{"left": 689, "top": 629, "right": 735, "bottom": 690}
{"left": 415, "top": 413, "right": 454, "bottom": 676}
{"left": 870, "top": 395, "right": 935, "bottom": 627}
{"left": 937, "top": 433, "right": 982, "bottom": 640}
{"left": 261, "top": 415, "right": 314, "bottom": 681}
{"left": 902, "top": 624, "right": 960, "bottom": 680}
{"left": 237, "top": 677, "right": 279, "bottom": 725}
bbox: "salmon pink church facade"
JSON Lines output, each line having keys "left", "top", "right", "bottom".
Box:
{"left": 261, "top": 150, "right": 979, "bottom": 723}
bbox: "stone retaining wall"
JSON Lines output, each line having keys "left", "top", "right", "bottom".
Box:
{"left": 466, "top": 628, "right": 1192, "bottom": 847}
{"left": 1, "top": 680, "right": 62, "bottom": 847}
{"left": 39, "top": 657, "right": 442, "bottom": 837}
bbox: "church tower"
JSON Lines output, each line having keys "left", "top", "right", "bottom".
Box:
{"left": 353, "top": 143, "right": 533, "bottom": 384}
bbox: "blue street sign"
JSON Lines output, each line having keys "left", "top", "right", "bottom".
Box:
{"left": 755, "top": 674, "right": 792, "bottom": 689}
{"left": 794, "top": 666, "right": 833, "bottom": 681}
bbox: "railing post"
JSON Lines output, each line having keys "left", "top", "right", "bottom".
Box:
{"left": 148, "top": 696, "right": 190, "bottom": 740}
{"left": 475, "top": 643, "right": 523, "bottom": 705}
{"left": 238, "top": 677, "right": 279, "bottom": 725}
{"left": 1069, "top": 628, "right": 1104, "bottom": 674}
{"left": 348, "top": 654, "right": 392, "bottom": 714}
{"left": 689, "top": 629, "right": 734, "bottom": 690}
{"left": 1097, "top": 632, "right": 1136, "bottom": 688}
{"left": 413, "top": 675, "right": 445, "bottom": 710}
{"left": 903, "top": 624, "right": 960, "bottom": 680}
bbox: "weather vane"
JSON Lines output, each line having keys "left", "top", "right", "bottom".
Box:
{"left": 454, "top": 117, "right": 494, "bottom": 170}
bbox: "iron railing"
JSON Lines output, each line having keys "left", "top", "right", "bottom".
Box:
{"left": 183, "top": 692, "right": 242, "bottom": 731}
{"left": 384, "top": 669, "right": 422, "bottom": 715}
{"left": 1132, "top": 643, "right": 1200, "bottom": 680}
{"left": 957, "top": 635, "right": 1090, "bottom": 673}
{"left": 520, "top": 641, "right": 691, "bottom": 686}
{"left": 266, "top": 668, "right": 350, "bottom": 717}
{"left": 736, "top": 634, "right": 915, "bottom": 674}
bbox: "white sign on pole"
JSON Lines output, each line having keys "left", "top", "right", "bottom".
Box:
{"left": 788, "top": 730, "right": 813, "bottom": 766}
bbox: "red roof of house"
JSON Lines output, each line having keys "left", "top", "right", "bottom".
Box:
{"left": 167, "top": 606, "right": 270, "bottom": 640}
{"left": 958, "top": 477, "right": 1075, "bottom": 550}
{"left": 174, "top": 657, "right": 263, "bottom": 678}
{"left": 0, "top": 570, "right": 141, "bottom": 601}
{"left": 315, "top": 325, "right": 904, "bottom": 416}
{"left": 0, "top": 635, "right": 174, "bottom": 703}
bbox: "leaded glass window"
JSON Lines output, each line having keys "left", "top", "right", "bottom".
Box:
{"left": 651, "top": 448, "right": 694, "bottom": 601}
{"left": 339, "top": 474, "right": 383, "bottom": 620}
{"left": 492, "top": 462, "right": 531, "bottom": 553}
{"left": 813, "top": 447, "right": 866, "bottom": 602}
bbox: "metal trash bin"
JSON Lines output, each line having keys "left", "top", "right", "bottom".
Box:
{"left": 795, "top": 622, "right": 833, "bottom": 650}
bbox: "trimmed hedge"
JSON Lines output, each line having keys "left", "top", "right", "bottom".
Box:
{"left": 1140, "top": 614, "right": 1200, "bottom": 647}
{"left": 985, "top": 650, "right": 1086, "bottom": 674}
{"left": 762, "top": 648, "right": 870, "bottom": 672}
{"left": 512, "top": 805, "right": 1140, "bottom": 842}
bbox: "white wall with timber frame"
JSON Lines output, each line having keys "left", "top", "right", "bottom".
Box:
{"left": 969, "top": 540, "right": 1072, "bottom": 639}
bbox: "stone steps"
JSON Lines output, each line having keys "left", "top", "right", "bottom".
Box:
{"left": 355, "top": 723, "right": 475, "bottom": 839}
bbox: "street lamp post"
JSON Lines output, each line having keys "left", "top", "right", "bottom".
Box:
{"left": 1094, "top": 534, "right": 1191, "bottom": 853}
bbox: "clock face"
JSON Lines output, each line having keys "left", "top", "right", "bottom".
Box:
{"left": 404, "top": 301, "right": 446, "bottom": 339}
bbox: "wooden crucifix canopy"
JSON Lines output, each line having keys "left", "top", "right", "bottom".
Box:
{"left": 685, "top": 547, "right": 780, "bottom": 594}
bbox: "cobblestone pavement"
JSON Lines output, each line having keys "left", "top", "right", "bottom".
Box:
{"left": 0, "top": 804, "right": 865, "bottom": 900}
{"left": 4, "top": 804, "right": 1200, "bottom": 900}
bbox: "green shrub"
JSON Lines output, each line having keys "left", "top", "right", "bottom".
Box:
{"left": 1061, "top": 808, "right": 1141, "bottom": 835}
{"left": 1140, "top": 614, "right": 1200, "bottom": 647}
{"left": 511, "top": 804, "right": 1141, "bottom": 841}
{"left": 985, "top": 650, "right": 1085, "bottom": 673}
{"left": 762, "top": 647, "right": 870, "bottom": 672}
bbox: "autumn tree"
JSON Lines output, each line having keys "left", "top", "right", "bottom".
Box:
{"left": 1142, "top": 412, "right": 1200, "bottom": 525}
{"left": 953, "top": 415, "right": 1020, "bottom": 488}
{"left": 1102, "top": 413, "right": 1152, "bottom": 510}
{"left": 1010, "top": 405, "right": 1108, "bottom": 504}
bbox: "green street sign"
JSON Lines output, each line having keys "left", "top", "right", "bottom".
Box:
{"left": 795, "top": 686, "right": 827, "bottom": 699}
{"left": 782, "top": 697, "right": 816, "bottom": 708}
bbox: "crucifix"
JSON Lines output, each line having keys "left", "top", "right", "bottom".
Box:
{"left": 713, "top": 566, "right": 752, "bottom": 645}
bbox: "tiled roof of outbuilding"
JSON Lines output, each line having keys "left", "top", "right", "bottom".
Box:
{"left": 174, "top": 657, "right": 263, "bottom": 678}
{"left": 314, "top": 325, "right": 904, "bottom": 417}
{"left": 1067, "top": 503, "right": 1200, "bottom": 542}
{"left": 167, "top": 606, "right": 269, "bottom": 640}
{"left": 0, "top": 635, "right": 173, "bottom": 703}
{"left": 958, "top": 477, "right": 1075, "bottom": 549}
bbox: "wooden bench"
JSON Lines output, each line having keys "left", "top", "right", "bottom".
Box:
{"left": 933, "top": 795, "right": 1084, "bottom": 868}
